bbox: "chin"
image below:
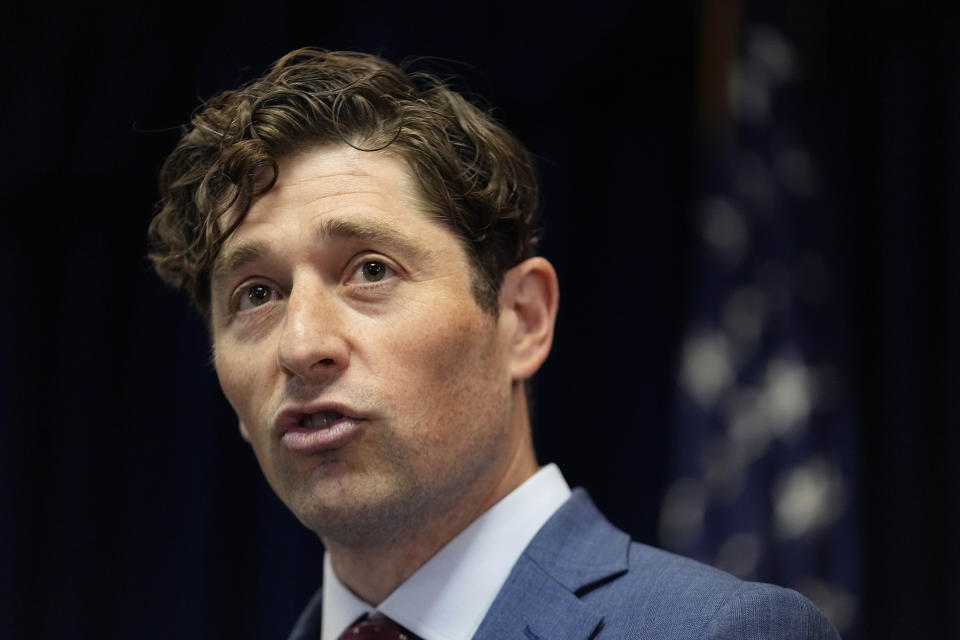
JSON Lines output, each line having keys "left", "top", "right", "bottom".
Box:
{"left": 285, "top": 479, "right": 425, "bottom": 545}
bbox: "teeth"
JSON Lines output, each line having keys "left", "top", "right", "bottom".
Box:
{"left": 302, "top": 411, "right": 344, "bottom": 429}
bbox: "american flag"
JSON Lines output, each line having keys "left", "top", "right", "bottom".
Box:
{"left": 659, "top": 22, "right": 861, "bottom": 637}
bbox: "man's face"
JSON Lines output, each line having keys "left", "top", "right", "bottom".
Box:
{"left": 210, "top": 145, "right": 526, "bottom": 545}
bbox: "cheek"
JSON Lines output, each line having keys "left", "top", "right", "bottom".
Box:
{"left": 385, "top": 308, "right": 506, "bottom": 425}
{"left": 213, "top": 342, "right": 261, "bottom": 422}
{"left": 399, "top": 309, "right": 493, "bottom": 374}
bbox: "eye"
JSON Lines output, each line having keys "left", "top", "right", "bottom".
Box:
{"left": 247, "top": 284, "right": 273, "bottom": 305}
{"left": 236, "top": 283, "right": 279, "bottom": 311}
{"left": 360, "top": 260, "right": 389, "bottom": 282}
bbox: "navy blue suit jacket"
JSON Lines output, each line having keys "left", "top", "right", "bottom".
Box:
{"left": 288, "top": 489, "right": 841, "bottom": 639}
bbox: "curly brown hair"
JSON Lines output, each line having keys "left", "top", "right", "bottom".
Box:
{"left": 148, "top": 48, "right": 541, "bottom": 320}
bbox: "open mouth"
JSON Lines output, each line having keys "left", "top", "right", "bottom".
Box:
{"left": 298, "top": 410, "right": 348, "bottom": 429}
{"left": 279, "top": 406, "right": 363, "bottom": 452}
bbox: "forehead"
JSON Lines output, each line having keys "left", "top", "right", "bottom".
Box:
{"left": 246, "top": 145, "right": 425, "bottom": 224}
{"left": 211, "top": 145, "right": 462, "bottom": 282}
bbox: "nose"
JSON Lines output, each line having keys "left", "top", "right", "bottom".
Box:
{"left": 276, "top": 278, "right": 350, "bottom": 383}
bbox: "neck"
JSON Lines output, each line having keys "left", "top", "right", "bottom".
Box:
{"left": 323, "top": 394, "right": 539, "bottom": 605}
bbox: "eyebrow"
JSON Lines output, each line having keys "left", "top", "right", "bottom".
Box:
{"left": 211, "top": 240, "right": 270, "bottom": 284}
{"left": 210, "top": 216, "right": 431, "bottom": 285}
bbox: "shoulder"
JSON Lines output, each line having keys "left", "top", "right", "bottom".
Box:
{"left": 703, "top": 578, "right": 841, "bottom": 640}
{"left": 591, "top": 541, "right": 840, "bottom": 640}
{"left": 528, "top": 490, "right": 839, "bottom": 639}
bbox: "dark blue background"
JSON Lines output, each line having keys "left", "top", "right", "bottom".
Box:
{"left": 2, "top": 1, "right": 956, "bottom": 638}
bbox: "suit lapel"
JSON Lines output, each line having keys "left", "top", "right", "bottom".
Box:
{"left": 473, "top": 489, "right": 630, "bottom": 640}
{"left": 287, "top": 585, "right": 324, "bottom": 640}
{"left": 473, "top": 556, "right": 603, "bottom": 640}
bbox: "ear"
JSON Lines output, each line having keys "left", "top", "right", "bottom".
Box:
{"left": 500, "top": 257, "right": 559, "bottom": 380}
{"left": 238, "top": 420, "right": 251, "bottom": 442}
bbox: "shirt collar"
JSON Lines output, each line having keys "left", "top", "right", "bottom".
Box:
{"left": 321, "top": 464, "right": 571, "bottom": 640}
{"left": 321, "top": 551, "right": 371, "bottom": 640}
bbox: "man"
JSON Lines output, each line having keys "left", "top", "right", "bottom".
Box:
{"left": 149, "top": 48, "right": 840, "bottom": 639}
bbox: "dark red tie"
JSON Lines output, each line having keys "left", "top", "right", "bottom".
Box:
{"left": 337, "top": 616, "right": 420, "bottom": 640}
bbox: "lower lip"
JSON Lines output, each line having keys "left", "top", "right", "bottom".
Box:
{"left": 280, "top": 418, "right": 363, "bottom": 453}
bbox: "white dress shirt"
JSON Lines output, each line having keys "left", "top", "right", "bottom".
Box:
{"left": 320, "top": 464, "right": 572, "bottom": 640}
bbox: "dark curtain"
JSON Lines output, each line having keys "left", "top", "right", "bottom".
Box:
{"left": 1, "top": 1, "right": 956, "bottom": 638}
